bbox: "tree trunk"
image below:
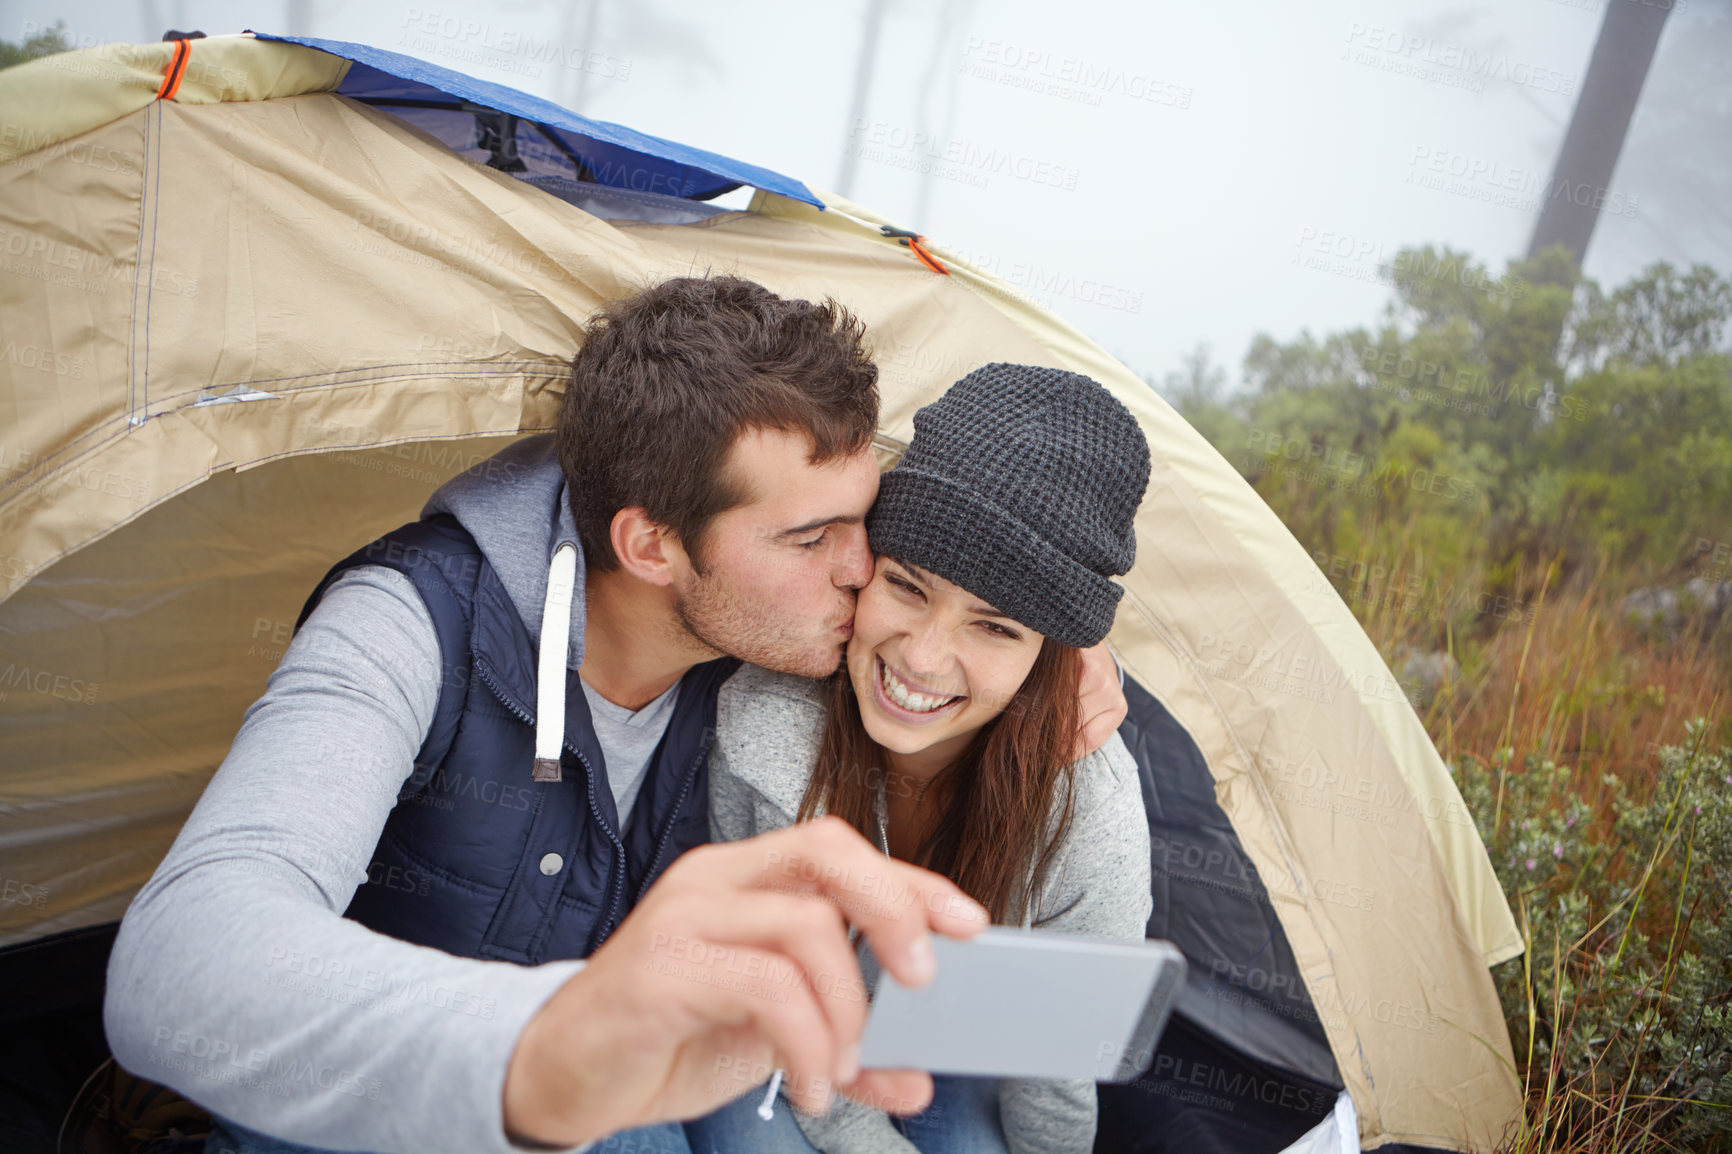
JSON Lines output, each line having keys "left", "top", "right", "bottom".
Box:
{"left": 1526, "top": 0, "right": 1674, "bottom": 270}
{"left": 836, "top": 0, "right": 888, "bottom": 200}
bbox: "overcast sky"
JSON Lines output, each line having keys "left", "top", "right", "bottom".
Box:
{"left": 8, "top": 0, "right": 1727, "bottom": 387}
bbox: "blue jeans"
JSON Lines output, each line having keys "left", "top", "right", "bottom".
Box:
{"left": 894, "top": 1075, "right": 1008, "bottom": 1154}
{"left": 682, "top": 1075, "right": 1006, "bottom": 1154}
{"left": 205, "top": 1114, "right": 693, "bottom": 1154}
{"left": 207, "top": 1075, "right": 1005, "bottom": 1154}
{"left": 682, "top": 1083, "right": 820, "bottom": 1153}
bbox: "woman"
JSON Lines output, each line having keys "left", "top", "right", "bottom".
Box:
{"left": 692, "top": 363, "right": 1155, "bottom": 1154}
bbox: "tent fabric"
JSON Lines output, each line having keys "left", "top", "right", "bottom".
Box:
{"left": 254, "top": 33, "right": 822, "bottom": 206}
{"left": 0, "top": 36, "right": 1521, "bottom": 1151}
{"left": 0, "top": 37, "right": 349, "bottom": 166}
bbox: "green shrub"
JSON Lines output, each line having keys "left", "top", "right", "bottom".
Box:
{"left": 1455, "top": 724, "right": 1732, "bottom": 1149}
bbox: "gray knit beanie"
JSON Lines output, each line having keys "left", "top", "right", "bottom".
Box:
{"left": 865, "top": 363, "right": 1151, "bottom": 648}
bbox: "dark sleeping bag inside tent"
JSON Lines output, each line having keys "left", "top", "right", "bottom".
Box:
{"left": 1098, "top": 677, "right": 1444, "bottom": 1154}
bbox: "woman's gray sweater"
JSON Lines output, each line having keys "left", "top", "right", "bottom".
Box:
{"left": 708, "top": 664, "right": 1154, "bottom": 1154}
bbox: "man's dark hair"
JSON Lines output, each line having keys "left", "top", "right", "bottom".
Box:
{"left": 558, "top": 276, "right": 880, "bottom": 572}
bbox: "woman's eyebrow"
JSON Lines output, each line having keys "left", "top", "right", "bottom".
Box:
{"left": 899, "top": 561, "right": 1011, "bottom": 619}
{"left": 898, "top": 560, "right": 936, "bottom": 584}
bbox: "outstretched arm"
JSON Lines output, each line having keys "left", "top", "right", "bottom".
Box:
{"left": 105, "top": 567, "right": 591, "bottom": 1154}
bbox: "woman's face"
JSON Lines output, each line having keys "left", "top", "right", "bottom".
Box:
{"left": 846, "top": 555, "right": 1045, "bottom": 762}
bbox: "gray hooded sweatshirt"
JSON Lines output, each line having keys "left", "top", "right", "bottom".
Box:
{"left": 708, "top": 663, "right": 1155, "bottom": 1154}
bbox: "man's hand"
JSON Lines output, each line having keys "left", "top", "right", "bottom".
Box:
{"left": 1075, "top": 641, "right": 1128, "bottom": 760}
{"left": 502, "top": 817, "right": 990, "bottom": 1147}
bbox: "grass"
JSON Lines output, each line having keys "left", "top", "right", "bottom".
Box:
{"left": 1318, "top": 532, "right": 1732, "bottom": 1152}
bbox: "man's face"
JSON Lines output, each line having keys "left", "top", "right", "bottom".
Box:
{"left": 669, "top": 427, "right": 879, "bottom": 678}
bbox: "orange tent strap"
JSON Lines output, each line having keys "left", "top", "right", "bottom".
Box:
{"left": 905, "top": 236, "right": 949, "bottom": 276}
{"left": 156, "top": 39, "right": 190, "bottom": 100}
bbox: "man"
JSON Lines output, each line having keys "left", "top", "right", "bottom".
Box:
{"left": 104, "top": 277, "right": 1124, "bottom": 1153}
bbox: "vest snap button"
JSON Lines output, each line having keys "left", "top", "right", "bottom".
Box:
{"left": 539, "top": 852, "right": 564, "bottom": 876}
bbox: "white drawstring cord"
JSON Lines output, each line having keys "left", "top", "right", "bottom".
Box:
{"left": 758, "top": 760, "right": 895, "bottom": 1122}
{"left": 757, "top": 1068, "right": 784, "bottom": 1120}
{"left": 531, "top": 543, "right": 578, "bottom": 782}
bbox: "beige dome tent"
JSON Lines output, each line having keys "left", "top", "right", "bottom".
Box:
{"left": 0, "top": 33, "right": 1522, "bottom": 1153}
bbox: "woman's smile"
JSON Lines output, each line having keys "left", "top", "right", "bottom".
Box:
{"left": 872, "top": 654, "right": 967, "bottom": 723}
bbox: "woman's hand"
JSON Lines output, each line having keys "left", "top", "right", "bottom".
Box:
{"left": 501, "top": 816, "right": 991, "bottom": 1148}
{"left": 1074, "top": 643, "right": 1128, "bottom": 760}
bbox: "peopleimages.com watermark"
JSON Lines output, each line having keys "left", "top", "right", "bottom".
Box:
{"left": 346, "top": 207, "right": 601, "bottom": 286}
{"left": 0, "top": 120, "right": 140, "bottom": 179}
{"left": 1693, "top": 537, "right": 1732, "bottom": 585}
{"left": 147, "top": 1026, "right": 383, "bottom": 1102}
{"left": 1191, "top": 628, "right": 1415, "bottom": 708}
{"left": 0, "top": 440, "right": 146, "bottom": 509}
{"left": 1204, "top": 958, "right": 1323, "bottom": 1023}
{"left": 1405, "top": 145, "right": 1639, "bottom": 220}
{"left": 1351, "top": 344, "right": 1598, "bottom": 423}
{"left": 263, "top": 946, "right": 498, "bottom": 1019}
{"left": 1149, "top": 831, "right": 1267, "bottom": 905}
{"left": 0, "top": 661, "right": 101, "bottom": 706}
{"left": 845, "top": 119, "right": 1082, "bottom": 192}
{"left": 1147, "top": 830, "right": 1377, "bottom": 913}
{"left": 1292, "top": 227, "right": 1526, "bottom": 305}
{"left": 869, "top": 341, "right": 977, "bottom": 395}
{"left": 1, "top": 876, "right": 49, "bottom": 909}
{"left": 0, "top": 220, "right": 199, "bottom": 301}
{"left": 1204, "top": 957, "right": 1443, "bottom": 1037}
{"left": 15, "top": 22, "right": 251, "bottom": 91}
{"left": 298, "top": 406, "right": 538, "bottom": 492}
{"left": 1307, "top": 549, "right": 1531, "bottom": 626}
{"left": 1259, "top": 747, "right": 1480, "bottom": 832}
{"left": 397, "top": 8, "right": 632, "bottom": 83}
{"left": 0, "top": 337, "right": 84, "bottom": 378}
{"left": 957, "top": 38, "right": 1193, "bottom": 111}
{"left": 943, "top": 244, "right": 1144, "bottom": 315}
{"left": 2, "top": 451, "right": 152, "bottom": 510}
{"left": 1340, "top": 23, "right": 1578, "bottom": 97}
{"left": 1243, "top": 427, "right": 1480, "bottom": 505}
{"left": 1133, "top": 1051, "right": 1335, "bottom": 1118}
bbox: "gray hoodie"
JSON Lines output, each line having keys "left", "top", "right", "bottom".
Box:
{"left": 708, "top": 663, "right": 1155, "bottom": 1154}
{"left": 103, "top": 435, "right": 599, "bottom": 1154}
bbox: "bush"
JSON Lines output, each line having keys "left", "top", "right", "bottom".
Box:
{"left": 1454, "top": 725, "right": 1732, "bottom": 1151}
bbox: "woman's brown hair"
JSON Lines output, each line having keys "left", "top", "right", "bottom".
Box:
{"left": 795, "top": 635, "right": 1084, "bottom": 925}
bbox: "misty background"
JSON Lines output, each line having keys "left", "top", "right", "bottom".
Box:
{"left": 5, "top": 8, "right": 1732, "bottom": 1144}
{"left": 5, "top": 0, "right": 1726, "bottom": 389}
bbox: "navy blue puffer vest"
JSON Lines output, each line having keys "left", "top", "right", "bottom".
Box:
{"left": 296, "top": 514, "right": 738, "bottom": 964}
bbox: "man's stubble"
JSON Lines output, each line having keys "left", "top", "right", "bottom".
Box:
{"left": 671, "top": 567, "right": 850, "bottom": 681}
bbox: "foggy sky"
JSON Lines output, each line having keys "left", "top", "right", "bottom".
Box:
{"left": 7, "top": 0, "right": 1726, "bottom": 388}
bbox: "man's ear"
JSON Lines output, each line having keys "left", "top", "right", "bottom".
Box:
{"left": 610, "top": 507, "right": 682, "bottom": 587}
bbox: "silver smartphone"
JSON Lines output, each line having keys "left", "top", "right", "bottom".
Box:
{"left": 858, "top": 928, "right": 1185, "bottom": 1082}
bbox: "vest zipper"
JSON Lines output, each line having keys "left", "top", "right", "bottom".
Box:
{"left": 632, "top": 746, "right": 705, "bottom": 907}
{"left": 476, "top": 661, "right": 628, "bottom": 939}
